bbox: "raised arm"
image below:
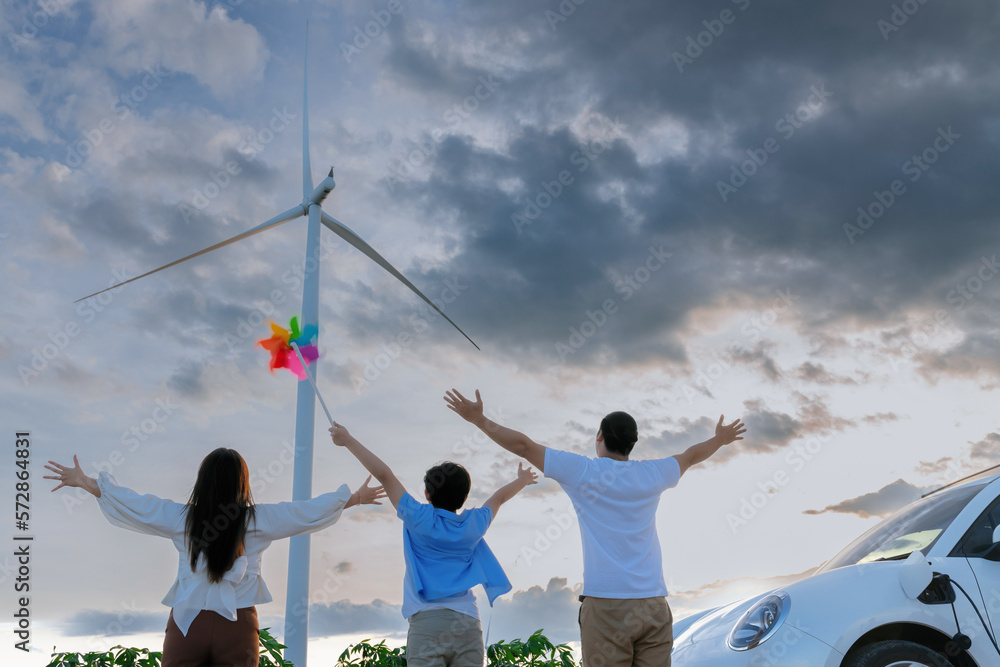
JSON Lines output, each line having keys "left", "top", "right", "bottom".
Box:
{"left": 329, "top": 423, "right": 406, "bottom": 509}
{"left": 673, "top": 415, "right": 746, "bottom": 476}
{"left": 484, "top": 463, "right": 537, "bottom": 517}
{"left": 444, "top": 389, "right": 547, "bottom": 471}
{"left": 45, "top": 455, "right": 185, "bottom": 538}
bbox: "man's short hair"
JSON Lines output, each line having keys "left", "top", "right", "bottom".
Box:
{"left": 600, "top": 411, "right": 638, "bottom": 456}
{"left": 424, "top": 462, "right": 471, "bottom": 511}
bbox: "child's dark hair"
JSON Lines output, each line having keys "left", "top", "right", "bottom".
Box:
{"left": 424, "top": 462, "right": 471, "bottom": 512}
{"left": 600, "top": 411, "right": 638, "bottom": 456}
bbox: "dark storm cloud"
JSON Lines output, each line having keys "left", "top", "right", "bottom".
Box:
{"left": 366, "top": 0, "right": 1000, "bottom": 374}
{"left": 383, "top": 128, "right": 701, "bottom": 365}
{"left": 20, "top": 0, "right": 999, "bottom": 389}
{"left": 803, "top": 479, "right": 930, "bottom": 518}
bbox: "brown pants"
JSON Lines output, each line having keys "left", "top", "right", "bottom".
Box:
{"left": 162, "top": 607, "right": 259, "bottom": 667}
{"left": 578, "top": 596, "right": 673, "bottom": 667}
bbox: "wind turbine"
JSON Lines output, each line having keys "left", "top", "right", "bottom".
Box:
{"left": 77, "top": 30, "right": 478, "bottom": 667}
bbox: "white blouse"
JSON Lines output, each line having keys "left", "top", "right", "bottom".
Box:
{"left": 95, "top": 471, "right": 352, "bottom": 636}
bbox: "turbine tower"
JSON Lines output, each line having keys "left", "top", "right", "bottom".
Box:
{"left": 77, "top": 29, "right": 477, "bottom": 667}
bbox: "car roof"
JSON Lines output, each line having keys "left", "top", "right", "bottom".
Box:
{"left": 922, "top": 464, "right": 1000, "bottom": 498}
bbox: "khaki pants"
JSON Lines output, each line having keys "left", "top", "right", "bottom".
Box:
{"left": 579, "top": 596, "right": 673, "bottom": 667}
{"left": 407, "top": 608, "right": 485, "bottom": 667}
{"left": 162, "top": 607, "right": 259, "bottom": 667}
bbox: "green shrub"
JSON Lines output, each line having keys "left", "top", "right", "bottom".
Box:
{"left": 335, "top": 630, "right": 577, "bottom": 667}
{"left": 336, "top": 638, "right": 406, "bottom": 666}
{"left": 486, "top": 630, "right": 577, "bottom": 667}
{"left": 47, "top": 628, "right": 577, "bottom": 667}
{"left": 46, "top": 628, "right": 290, "bottom": 667}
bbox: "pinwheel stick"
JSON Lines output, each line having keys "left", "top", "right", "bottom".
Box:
{"left": 290, "top": 341, "right": 334, "bottom": 427}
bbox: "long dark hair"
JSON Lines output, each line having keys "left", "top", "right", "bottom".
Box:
{"left": 185, "top": 448, "right": 256, "bottom": 583}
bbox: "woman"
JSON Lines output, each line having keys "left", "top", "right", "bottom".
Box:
{"left": 45, "top": 449, "right": 385, "bottom": 667}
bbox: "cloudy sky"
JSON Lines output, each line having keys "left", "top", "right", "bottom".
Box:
{"left": 2, "top": 0, "right": 999, "bottom": 664}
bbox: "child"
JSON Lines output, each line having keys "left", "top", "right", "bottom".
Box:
{"left": 329, "top": 422, "right": 536, "bottom": 667}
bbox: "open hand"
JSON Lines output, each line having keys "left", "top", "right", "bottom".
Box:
{"left": 715, "top": 415, "right": 746, "bottom": 445}
{"left": 444, "top": 388, "right": 484, "bottom": 423}
{"left": 43, "top": 455, "right": 91, "bottom": 492}
{"left": 517, "top": 462, "right": 538, "bottom": 486}
{"left": 355, "top": 475, "right": 387, "bottom": 506}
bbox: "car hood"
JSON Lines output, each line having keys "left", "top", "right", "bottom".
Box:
{"left": 674, "top": 560, "right": 918, "bottom": 648}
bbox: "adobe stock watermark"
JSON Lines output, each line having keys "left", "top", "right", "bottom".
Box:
{"left": 726, "top": 429, "right": 834, "bottom": 534}
{"left": 450, "top": 405, "right": 506, "bottom": 459}
{"left": 877, "top": 0, "right": 933, "bottom": 41}
{"left": 889, "top": 254, "right": 997, "bottom": 372}
{"left": 511, "top": 117, "right": 625, "bottom": 234}
{"left": 222, "top": 233, "right": 339, "bottom": 358}
{"left": 59, "top": 66, "right": 170, "bottom": 173}
{"left": 179, "top": 106, "right": 297, "bottom": 223}
{"left": 553, "top": 245, "right": 672, "bottom": 363}
{"left": 517, "top": 508, "right": 576, "bottom": 566}
{"left": 6, "top": 0, "right": 73, "bottom": 53}
{"left": 18, "top": 268, "right": 131, "bottom": 385}
{"left": 844, "top": 125, "right": 960, "bottom": 244}
{"left": 383, "top": 73, "right": 503, "bottom": 192}
{"left": 60, "top": 395, "right": 181, "bottom": 515}
{"left": 339, "top": 0, "right": 411, "bottom": 63}
{"left": 716, "top": 84, "right": 832, "bottom": 202}
{"left": 671, "top": 0, "right": 752, "bottom": 73}
{"left": 679, "top": 287, "right": 797, "bottom": 403}
{"left": 544, "top": 0, "right": 590, "bottom": 32}
{"left": 350, "top": 277, "right": 470, "bottom": 393}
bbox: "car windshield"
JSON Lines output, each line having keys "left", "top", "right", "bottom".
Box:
{"left": 818, "top": 482, "right": 988, "bottom": 573}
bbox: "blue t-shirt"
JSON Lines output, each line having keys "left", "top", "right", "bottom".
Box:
{"left": 396, "top": 493, "right": 512, "bottom": 619}
{"left": 544, "top": 449, "right": 681, "bottom": 599}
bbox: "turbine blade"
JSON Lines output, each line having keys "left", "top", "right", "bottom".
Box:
{"left": 320, "top": 211, "right": 480, "bottom": 351}
{"left": 75, "top": 206, "right": 306, "bottom": 302}
{"left": 302, "top": 24, "right": 312, "bottom": 200}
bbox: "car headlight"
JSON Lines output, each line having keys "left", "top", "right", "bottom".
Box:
{"left": 727, "top": 592, "right": 790, "bottom": 651}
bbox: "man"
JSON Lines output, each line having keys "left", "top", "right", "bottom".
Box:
{"left": 444, "top": 388, "right": 746, "bottom": 666}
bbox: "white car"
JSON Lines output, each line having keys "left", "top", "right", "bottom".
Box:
{"left": 672, "top": 467, "right": 1000, "bottom": 666}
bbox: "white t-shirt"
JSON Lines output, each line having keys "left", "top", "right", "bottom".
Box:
{"left": 544, "top": 448, "right": 681, "bottom": 599}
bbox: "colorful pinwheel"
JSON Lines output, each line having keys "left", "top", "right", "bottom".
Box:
{"left": 257, "top": 316, "right": 319, "bottom": 381}
{"left": 258, "top": 316, "right": 335, "bottom": 427}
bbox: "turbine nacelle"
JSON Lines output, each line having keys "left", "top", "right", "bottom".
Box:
{"left": 306, "top": 167, "right": 336, "bottom": 207}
